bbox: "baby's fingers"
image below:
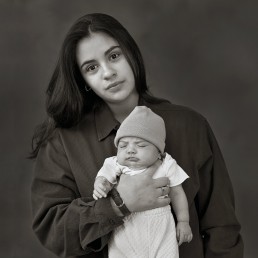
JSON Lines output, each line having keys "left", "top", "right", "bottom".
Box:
{"left": 177, "top": 229, "right": 183, "bottom": 246}
{"left": 96, "top": 185, "right": 109, "bottom": 196}
{"left": 93, "top": 193, "right": 98, "bottom": 200}
{"left": 187, "top": 233, "right": 193, "bottom": 243}
{"left": 93, "top": 189, "right": 106, "bottom": 199}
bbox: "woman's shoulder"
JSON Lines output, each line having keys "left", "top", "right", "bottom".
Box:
{"left": 147, "top": 101, "right": 207, "bottom": 124}
{"left": 53, "top": 111, "right": 94, "bottom": 143}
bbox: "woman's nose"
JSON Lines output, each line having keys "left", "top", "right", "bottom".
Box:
{"left": 102, "top": 64, "right": 117, "bottom": 80}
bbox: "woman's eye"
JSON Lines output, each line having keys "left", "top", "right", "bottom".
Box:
{"left": 110, "top": 52, "right": 120, "bottom": 61}
{"left": 86, "top": 64, "right": 98, "bottom": 72}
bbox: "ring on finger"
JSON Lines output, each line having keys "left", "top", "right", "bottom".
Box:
{"left": 161, "top": 186, "right": 166, "bottom": 195}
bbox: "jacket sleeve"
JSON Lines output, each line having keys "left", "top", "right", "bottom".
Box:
{"left": 197, "top": 120, "right": 244, "bottom": 258}
{"left": 31, "top": 131, "right": 124, "bottom": 257}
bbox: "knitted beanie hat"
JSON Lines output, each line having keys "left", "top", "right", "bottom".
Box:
{"left": 114, "top": 106, "right": 166, "bottom": 153}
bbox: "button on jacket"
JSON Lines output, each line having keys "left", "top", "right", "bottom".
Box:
{"left": 31, "top": 100, "right": 243, "bottom": 258}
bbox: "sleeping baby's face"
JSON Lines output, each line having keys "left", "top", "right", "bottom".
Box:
{"left": 117, "top": 136, "right": 160, "bottom": 170}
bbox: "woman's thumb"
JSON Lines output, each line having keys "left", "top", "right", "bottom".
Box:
{"left": 143, "top": 159, "right": 162, "bottom": 177}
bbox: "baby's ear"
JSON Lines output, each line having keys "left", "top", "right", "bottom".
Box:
{"left": 159, "top": 152, "right": 166, "bottom": 161}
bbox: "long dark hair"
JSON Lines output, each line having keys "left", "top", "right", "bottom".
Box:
{"left": 30, "top": 13, "right": 169, "bottom": 158}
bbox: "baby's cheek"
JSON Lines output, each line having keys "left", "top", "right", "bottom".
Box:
{"left": 117, "top": 153, "right": 125, "bottom": 166}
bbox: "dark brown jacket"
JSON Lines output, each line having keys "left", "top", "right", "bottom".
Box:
{"left": 31, "top": 101, "right": 243, "bottom": 257}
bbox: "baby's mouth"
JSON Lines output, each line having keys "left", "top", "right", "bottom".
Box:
{"left": 126, "top": 157, "right": 139, "bottom": 162}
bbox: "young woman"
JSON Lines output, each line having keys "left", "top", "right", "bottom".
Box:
{"left": 30, "top": 13, "right": 243, "bottom": 258}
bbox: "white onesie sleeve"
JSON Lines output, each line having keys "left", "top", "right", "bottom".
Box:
{"left": 163, "top": 153, "right": 189, "bottom": 187}
{"left": 95, "top": 156, "right": 122, "bottom": 184}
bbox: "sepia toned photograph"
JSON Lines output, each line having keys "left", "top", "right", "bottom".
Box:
{"left": 0, "top": 0, "right": 257, "bottom": 257}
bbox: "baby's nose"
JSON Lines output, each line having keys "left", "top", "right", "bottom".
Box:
{"left": 126, "top": 145, "right": 136, "bottom": 154}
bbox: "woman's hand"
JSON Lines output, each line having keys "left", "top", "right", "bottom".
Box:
{"left": 116, "top": 160, "right": 170, "bottom": 212}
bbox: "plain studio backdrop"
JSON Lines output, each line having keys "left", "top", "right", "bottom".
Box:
{"left": 0, "top": 0, "right": 257, "bottom": 257}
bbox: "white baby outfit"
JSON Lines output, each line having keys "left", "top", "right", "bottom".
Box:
{"left": 96, "top": 153, "right": 189, "bottom": 258}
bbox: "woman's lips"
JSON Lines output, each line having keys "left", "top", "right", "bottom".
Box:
{"left": 106, "top": 80, "right": 124, "bottom": 90}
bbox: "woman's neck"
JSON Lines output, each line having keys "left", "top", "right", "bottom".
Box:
{"left": 107, "top": 95, "right": 139, "bottom": 123}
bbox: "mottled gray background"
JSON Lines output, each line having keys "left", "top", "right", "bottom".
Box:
{"left": 0, "top": 0, "right": 257, "bottom": 257}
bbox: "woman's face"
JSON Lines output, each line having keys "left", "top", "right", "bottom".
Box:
{"left": 76, "top": 32, "right": 138, "bottom": 106}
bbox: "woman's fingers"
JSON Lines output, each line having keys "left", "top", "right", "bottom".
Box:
{"left": 117, "top": 159, "right": 171, "bottom": 212}
{"left": 153, "top": 176, "right": 170, "bottom": 188}
{"left": 157, "top": 196, "right": 171, "bottom": 206}
{"left": 155, "top": 185, "right": 170, "bottom": 198}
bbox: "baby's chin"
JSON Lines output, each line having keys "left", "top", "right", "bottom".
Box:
{"left": 122, "top": 161, "right": 146, "bottom": 170}
{"left": 128, "top": 166, "right": 146, "bottom": 171}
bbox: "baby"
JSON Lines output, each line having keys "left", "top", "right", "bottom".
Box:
{"left": 93, "top": 106, "right": 192, "bottom": 258}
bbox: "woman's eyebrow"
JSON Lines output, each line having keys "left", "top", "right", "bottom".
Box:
{"left": 105, "top": 45, "right": 120, "bottom": 56}
{"left": 80, "top": 59, "right": 95, "bottom": 69}
{"left": 80, "top": 45, "right": 120, "bottom": 69}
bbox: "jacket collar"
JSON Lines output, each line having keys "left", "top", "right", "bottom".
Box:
{"left": 94, "top": 102, "right": 120, "bottom": 141}
{"left": 94, "top": 98, "right": 149, "bottom": 141}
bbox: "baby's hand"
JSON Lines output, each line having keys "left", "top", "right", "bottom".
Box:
{"left": 93, "top": 176, "right": 113, "bottom": 200}
{"left": 176, "top": 221, "right": 193, "bottom": 246}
